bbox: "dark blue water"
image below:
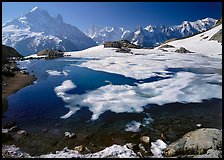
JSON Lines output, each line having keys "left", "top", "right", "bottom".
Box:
{"left": 3, "top": 58, "right": 172, "bottom": 131}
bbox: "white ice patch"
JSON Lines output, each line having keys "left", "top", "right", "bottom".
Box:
{"left": 55, "top": 71, "right": 221, "bottom": 121}
{"left": 54, "top": 80, "right": 76, "bottom": 99}
{"left": 125, "top": 121, "right": 142, "bottom": 132}
{"left": 46, "top": 70, "right": 62, "bottom": 76}
{"left": 46, "top": 70, "right": 69, "bottom": 76}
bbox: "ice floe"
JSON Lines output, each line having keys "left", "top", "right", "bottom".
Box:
{"left": 55, "top": 71, "right": 221, "bottom": 120}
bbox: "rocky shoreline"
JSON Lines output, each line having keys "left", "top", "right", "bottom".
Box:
{"left": 2, "top": 128, "right": 222, "bottom": 158}
{"left": 2, "top": 62, "right": 37, "bottom": 116}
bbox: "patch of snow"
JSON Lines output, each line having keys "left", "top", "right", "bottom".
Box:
{"left": 46, "top": 70, "right": 62, "bottom": 76}
{"left": 164, "top": 24, "right": 222, "bottom": 59}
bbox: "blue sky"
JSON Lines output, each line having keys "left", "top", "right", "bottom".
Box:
{"left": 2, "top": 2, "right": 222, "bottom": 32}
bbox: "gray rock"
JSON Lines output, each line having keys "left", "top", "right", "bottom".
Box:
{"left": 164, "top": 128, "right": 222, "bottom": 157}
{"left": 193, "top": 149, "right": 222, "bottom": 158}
{"left": 159, "top": 44, "right": 175, "bottom": 48}
{"left": 175, "top": 47, "right": 193, "bottom": 53}
{"left": 209, "top": 29, "right": 222, "bottom": 43}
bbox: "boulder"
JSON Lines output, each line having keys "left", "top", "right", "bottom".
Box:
{"left": 164, "top": 128, "right": 222, "bottom": 156}
{"left": 74, "top": 145, "right": 84, "bottom": 152}
{"left": 140, "top": 136, "right": 150, "bottom": 144}
{"left": 175, "top": 47, "right": 193, "bottom": 53}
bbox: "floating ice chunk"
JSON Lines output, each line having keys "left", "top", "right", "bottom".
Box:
{"left": 46, "top": 70, "right": 62, "bottom": 76}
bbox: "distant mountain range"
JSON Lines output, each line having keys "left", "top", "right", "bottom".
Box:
{"left": 2, "top": 7, "right": 97, "bottom": 56}
{"left": 85, "top": 18, "right": 217, "bottom": 48}
{"left": 2, "top": 6, "right": 218, "bottom": 56}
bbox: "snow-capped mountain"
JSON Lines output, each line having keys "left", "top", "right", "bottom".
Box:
{"left": 85, "top": 26, "right": 130, "bottom": 44}
{"left": 86, "top": 18, "right": 217, "bottom": 48}
{"left": 2, "top": 7, "right": 97, "bottom": 56}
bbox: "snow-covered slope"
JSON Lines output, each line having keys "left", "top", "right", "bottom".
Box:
{"left": 86, "top": 18, "right": 217, "bottom": 48}
{"left": 158, "top": 24, "right": 222, "bottom": 58}
{"left": 2, "top": 7, "right": 97, "bottom": 56}
{"left": 85, "top": 26, "right": 130, "bottom": 44}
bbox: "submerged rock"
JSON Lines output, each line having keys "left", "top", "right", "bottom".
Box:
{"left": 164, "top": 128, "right": 222, "bottom": 157}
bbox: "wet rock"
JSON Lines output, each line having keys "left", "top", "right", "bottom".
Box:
{"left": 164, "top": 128, "right": 222, "bottom": 157}
{"left": 140, "top": 136, "right": 150, "bottom": 144}
{"left": 74, "top": 145, "right": 84, "bottom": 152}
{"left": 175, "top": 47, "right": 194, "bottom": 53}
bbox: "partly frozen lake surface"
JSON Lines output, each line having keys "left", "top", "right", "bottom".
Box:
{"left": 3, "top": 46, "right": 222, "bottom": 133}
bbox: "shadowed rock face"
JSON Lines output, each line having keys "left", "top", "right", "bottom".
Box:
{"left": 2, "top": 45, "right": 23, "bottom": 64}
{"left": 164, "top": 128, "right": 222, "bottom": 157}
{"left": 210, "top": 29, "right": 222, "bottom": 43}
{"left": 37, "top": 49, "right": 64, "bottom": 58}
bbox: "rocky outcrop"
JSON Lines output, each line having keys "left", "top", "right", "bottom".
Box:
{"left": 37, "top": 49, "right": 64, "bottom": 58}
{"left": 104, "top": 40, "right": 140, "bottom": 49}
{"left": 159, "top": 44, "right": 175, "bottom": 49}
{"left": 210, "top": 29, "right": 222, "bottom": 43}
{"left": 115, "top": 47, "right": 132, "bottom": 53}
{"left": 175, "top": 47, "right": 194, "bottom": 53}
{"left": 164, "top": 128, "right": 222, "bottom": 157}
{"left": 2, "top": 45, "right": 23, "bottom": 64}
